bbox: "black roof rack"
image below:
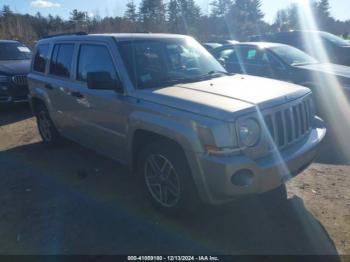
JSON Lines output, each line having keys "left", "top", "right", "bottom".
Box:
{"left": 41, "top": 32, "right": 87, "bottom": 39}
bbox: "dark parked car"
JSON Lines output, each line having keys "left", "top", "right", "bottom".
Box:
{"left": 202, "top": 42, "right": 222, "bottom": 51}
{"left": 211, "top": 42, "right": 350, "bottom": 115}
{"left": 219, "top": 40, "right": 239, "bottom": 45}
{"left": 0, "top": 40, "right": 32, "bottom": 106}
{"left": 249, "top": 31, "right": 350, "bottom": 66}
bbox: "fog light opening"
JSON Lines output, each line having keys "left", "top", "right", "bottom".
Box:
{"left": 231, "top": 169, "right": 254, "bottom": 187}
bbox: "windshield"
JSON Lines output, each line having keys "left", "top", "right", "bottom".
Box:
{"left": 319, "top": 31, "right": 350, "bottom": 47}
{"left": 117, "top": 38, "right": 227, "bottom": 89}
{"left": 0, "top": 42, "right": 32, "bottom": 60}
{"left": 270, "top": 45, "right": 319, "bottom": 66}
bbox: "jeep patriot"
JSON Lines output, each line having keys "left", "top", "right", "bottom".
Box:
{"left": 28, "top": 33, "right": 326, "bottom": 212}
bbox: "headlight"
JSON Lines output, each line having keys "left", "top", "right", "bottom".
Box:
{"left": 0, "top": 75, "right": 10, "bottom": 82}
{"left": 238, "top": 118, "right": 260, "bottom": 147}
{"left": 196, "top": 122, "right": 239, "bottom": 156}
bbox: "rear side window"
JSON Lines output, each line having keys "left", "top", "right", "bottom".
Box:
{"left": 49, "top": 44, "right": 74, "bottom": 78}
{"left": 33, "top": 44, "right": 49, "bottom": 73}
{"left": 77, "top": 44, "right": 116, "bottom": 82}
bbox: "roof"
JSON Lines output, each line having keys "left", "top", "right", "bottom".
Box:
{"left": 38, "top": 33, "right": 190, "bottom": 43}
{"left": 0, "top": 40, "right": 21, "bottom": 43}
{"left": 234, "top": 42, "right": 288, "bottom": 49}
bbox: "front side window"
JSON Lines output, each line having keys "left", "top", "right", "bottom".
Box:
{"left": 235, "top": 46, "right": 264, "bottom": 65}
{"left": 0, "top": 42, "right": 32, "bottom": 61}
{"left": 49, "top": 44, "right": 74, "bottom": 78}
{"left": 217, "top": 49, "right": 237, "bottom": 63}
{"left": 33, "top": 44, "right": 49, "bottom": 73}
{"left": 77, "top": 44, "right": 117, "bottom": 82}
{"left": 118, "top": 38, "right": 226, "bottom": 89}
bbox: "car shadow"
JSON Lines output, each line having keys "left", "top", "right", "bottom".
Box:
{"left": 316, "top": 131, "right": 350, "bottom": 165}
{"left": 0, "top": 104, "right": 33, "bottom": 126}
{"left": 0, "top": 141, "right": 340, "bottom": 257}
{"left": 174, "top": 197, "right": 340, "bottom": 256}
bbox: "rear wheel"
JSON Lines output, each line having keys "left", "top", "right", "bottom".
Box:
{"left": 35, "top": 103, "right": 60, "bottom": 146}
{"left": 137, "top": 140, "right": 201, "bottom": 214}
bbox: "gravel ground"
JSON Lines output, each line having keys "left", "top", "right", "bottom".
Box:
{"left": 0, "top": 105, "right": 349, "bottom": 258}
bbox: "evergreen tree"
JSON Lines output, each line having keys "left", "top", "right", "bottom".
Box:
{"left": 138, "top": 0, "right": 166, "bottom": 32}
{"left": 167, "top": 0, "right": 201, "bottom": 35}
{"left": 210, "top": 0, "right": 233, "bottom": 17}
{"left": 124, "top": 0, "right": 137, "bottom": 23}
{"left": 227, "top": 0, "right": 265, "bottom": 40}
{"left": 272, "top": 4, "right": 300, "bottom": 31}
{"left": 314, "top": 0, "right": 332, "bottom": 30}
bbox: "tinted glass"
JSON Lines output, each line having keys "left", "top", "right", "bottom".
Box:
{"left": 77, "top": 45, "right": 116, "bottom": 82}
{"left": 0, "top": 42, "right": 32, "bottom": 61}
{"left": 118, "top": 38, "right": 225, "bottom": 89}
{"left": 319, "top": 31, "right": 350, "bottom": 47}
{"left": 236, "top": 46, "right": 264, "bottom": 64}
{"left": 50, "top": 44, "right": 74, "bottom": 78}
{"left": 270, "top": 45, "right": 318, "bottom": 66}
{"left": 217, "top": 49, "right": 236, "bottom": 61}
{"left": 33, "top": 44, "right": 49, "bottom": 73}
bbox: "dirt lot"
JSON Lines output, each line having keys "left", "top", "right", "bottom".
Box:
{"left": 0, "top": 105, "right": 349, "bottom": 257}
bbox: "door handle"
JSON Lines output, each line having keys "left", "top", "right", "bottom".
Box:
{"left": 71, "top": 91, "right": 84, "bottom": 99}
{"left": 45, "top": 83, "right": 53, "bottom": 90}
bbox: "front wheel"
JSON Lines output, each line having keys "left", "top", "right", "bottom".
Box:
{"left": 137, "top": 140, "right": 201, "bottom": 214}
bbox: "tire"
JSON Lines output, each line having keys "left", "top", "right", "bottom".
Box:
{"left": 137, "top": 140, "right": 201, "bottom": 214}
{"left": 35, "top": 103, "right": 60, "bottom": 146}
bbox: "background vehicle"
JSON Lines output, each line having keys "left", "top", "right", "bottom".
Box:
{"left": 211, "top": 42, "right": 350, "bottom": 116}
{"left": 28, "top": 33, "right": 326, "bottom": 213}
{"left": 249, "top": 31, "right": 350, "bottom": 66}
{"left": 202, "top": 42, "right": 222, "bottom": 51}
{"left": 220, "top": 40, "right": 240, "bottom": 45}
{"left": 0, "top": 40, "right": 32, "bottom": 106}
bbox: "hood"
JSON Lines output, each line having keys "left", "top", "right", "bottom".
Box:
{"left": 0, "top": 60, "right": 31, "bottom": 75}
{"left": 297, "top": 63, "right": 350, "bottom": 79}
{"left": 135, "top": 75, "right": 310, "bottom": 121}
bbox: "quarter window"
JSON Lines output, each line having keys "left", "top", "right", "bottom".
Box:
{"left": 33, "top": 44, "right": 49, "bottom": 73}
{"left": 49, "top": 44, "right": 74, "bottom": 78}
{"left": 77, "top": 44, "right": 116, "bottom": 82}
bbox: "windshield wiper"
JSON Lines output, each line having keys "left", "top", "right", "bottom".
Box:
{"left": 291, "top": 62, "right": 319, "bottom": 66}
{"left": 190, "top": 70, "right": 232, "bottom": 81}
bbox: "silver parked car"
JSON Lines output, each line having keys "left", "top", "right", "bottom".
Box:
{"left": 28, "top": 33, "right": 326, "bottom": 212}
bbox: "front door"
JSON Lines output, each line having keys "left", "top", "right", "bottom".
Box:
{"left": 65, "top": 43, "right": 128, "bottom": 162}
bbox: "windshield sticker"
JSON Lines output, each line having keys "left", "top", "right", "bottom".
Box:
{"left": 17, "top": 47, "right": 31, "bottom": 53}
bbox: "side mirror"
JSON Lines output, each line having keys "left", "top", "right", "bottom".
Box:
{"left": 218, "top": 58, "right": 226, "bottom": 67}
{"left": 87, "top": 71, "right": 123, "bottom": 93}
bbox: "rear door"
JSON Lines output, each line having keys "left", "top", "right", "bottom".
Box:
{"left": 45, "top": 42, "right": 77, "bottom": 133}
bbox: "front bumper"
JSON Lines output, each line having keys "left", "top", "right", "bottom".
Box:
{"left": 0, "top": 82, "right": 29, "bottom": 105}
{"left": 192, "top": 117, "right": 326, "bottom": 205}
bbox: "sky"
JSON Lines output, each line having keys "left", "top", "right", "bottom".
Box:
{"left": 2, "top": 0, "right": 350, "bottom": 23}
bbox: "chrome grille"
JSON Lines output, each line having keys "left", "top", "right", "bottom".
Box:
{"left": 12, "top": 75, "right": 28, "bottom": 86}
{"left": 263, "top": 97, "right": 313, "bottom": 149}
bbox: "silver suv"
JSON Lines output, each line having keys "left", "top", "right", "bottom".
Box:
{"left": 28, "top": 33, "right": 326, "bottom": 212}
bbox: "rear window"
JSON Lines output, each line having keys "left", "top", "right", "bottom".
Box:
{"left": 49, "top": 44, "right": 74, "bottom": 78}
{"left": 33, "top": 44, "right": 49, "bottom": 73}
